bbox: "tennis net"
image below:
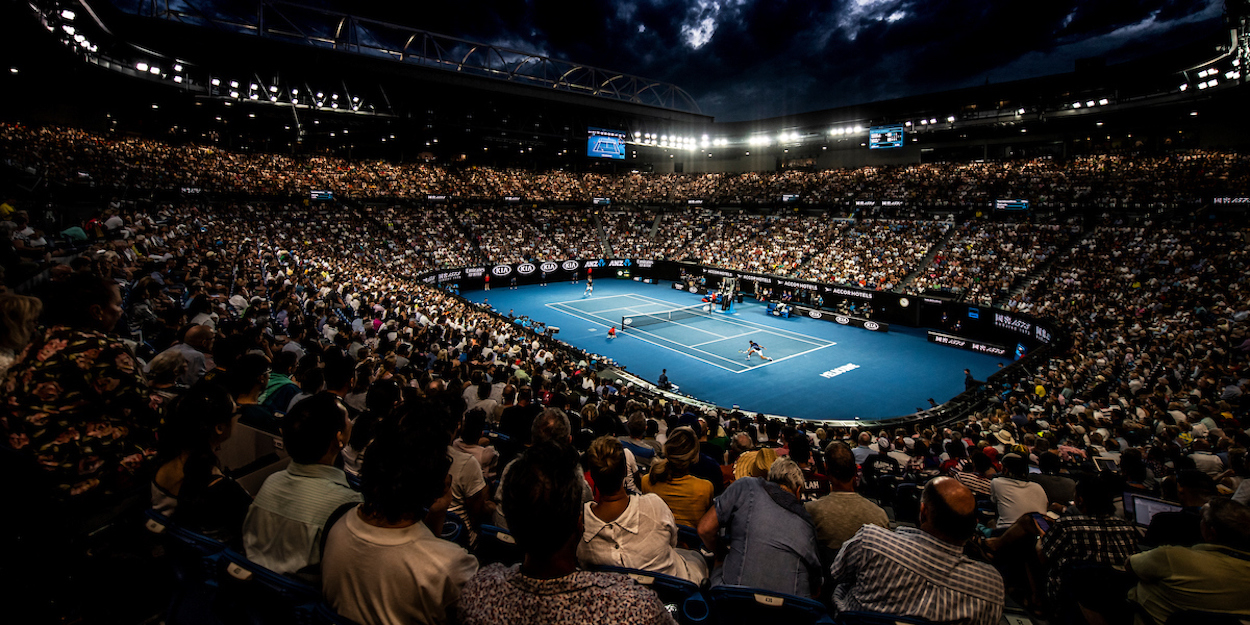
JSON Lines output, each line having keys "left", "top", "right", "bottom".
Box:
{"left": 623, "top": 303, "right": 714, "bottom": 329}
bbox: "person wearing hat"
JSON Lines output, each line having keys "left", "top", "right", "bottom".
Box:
{"left": 990, "top": 453, "right": 1049, "bottom": 530}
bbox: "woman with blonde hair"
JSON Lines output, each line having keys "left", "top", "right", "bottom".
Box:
{"left": 640, "top": 426, "right": 713, "bottom": 528}
{"left": 579, "top": 436, "right": 707, "bottom": 583}
{"left": 0, "top": 292, "right": 42, "bottom": 378}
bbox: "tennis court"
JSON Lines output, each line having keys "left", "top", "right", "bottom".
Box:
{"left": 467, "top": 280, "right": 1004, "bottom": 421}
{"left": 547, "top": 294, "right": 837, "bottom": 373}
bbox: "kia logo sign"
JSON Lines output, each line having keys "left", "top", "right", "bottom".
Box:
{"left": 835, "top": 316, "right": 850, "bottom": 325}
{"left": 689, "top": 287, "right": 698, "bottom": 293}
{"left": 864, "top": 321, "right": 880, "bottom": 331}
{"left": 808, "top": 310, "right": 822, "bottom": 319}
{"left": 517, "top": 263, "right": 536, "bottom": 275}
{"left": 492, "top": 266, "right": 512, "bottom": 276}
{"left": 561, "top": 260, "right": 579, "bottom": 271}
{"left": 540, "top": 262, "right": 558, "bottom": 273}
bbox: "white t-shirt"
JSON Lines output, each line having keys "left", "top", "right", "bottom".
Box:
{"left": 990, "top": 477, "right": 1049, "bottom": 527}
{"left": 322, "top": 509, "right": 479, "bottom": 625}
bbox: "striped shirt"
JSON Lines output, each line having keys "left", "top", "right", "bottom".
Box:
{"left": 243, "top": 462, "right": 362, "bottom": 576}
{"left": 831, "top": 525, "right": 1004, "bottom": 625}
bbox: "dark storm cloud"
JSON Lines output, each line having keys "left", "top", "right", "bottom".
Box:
{"left": 312, "top": 0, "right": 1225, "bottom": 120}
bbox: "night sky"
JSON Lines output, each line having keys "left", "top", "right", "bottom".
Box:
{"left": 305, "top": 1, "right": 1225, "bottom": 120}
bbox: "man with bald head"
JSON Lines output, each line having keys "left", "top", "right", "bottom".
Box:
{"left": 831, "top": 476, "right": 1004, "bottom": 625}
{"left": 153, "top": 324, "right": 215, "bottom": 386}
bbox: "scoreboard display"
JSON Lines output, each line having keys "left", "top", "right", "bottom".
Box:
{"left": 994, "top": 199, "right": 1030, "bottom": 211}
{"left": 869, "top": 125, "right": 905, "bottom": 149}
{"left": 587, "top": 127, "right": 626, "bottom": 160}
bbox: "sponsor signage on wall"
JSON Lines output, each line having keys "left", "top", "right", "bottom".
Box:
{"left": 927, "top": 331, "right": 1009, "bottom": 357}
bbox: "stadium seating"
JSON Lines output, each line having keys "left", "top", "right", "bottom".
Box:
{"left": 709, "top": 585, "right": 835, "bottom": 625}
{"left": 594, "top": 565, "right": 711, "bottom": 624}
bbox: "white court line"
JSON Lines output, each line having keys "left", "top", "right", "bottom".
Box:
{"left": 545, "top": 302, "right": 750, "bottom": 372}
{"left": 626, "top": 293, "right": 829, "bottom": 346}
{"left": 690, "top": 330, "right": 760, "bottom": 347}
{"left": 740, "top": 342, "right": 839, "bottom": 371}
{"left": 547, "top": 293, "right": 839, "bottom": 373}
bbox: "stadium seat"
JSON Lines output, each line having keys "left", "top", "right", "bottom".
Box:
{"left": 217, "top": 549, "right": 323, "bottom": 625}
{"left": 676, "top": 524, "right": 703, "bottom": 550}
{"left": 835, "top": 610, "right": 937, "bottom": 625}
{"left": 476, "top": 524, "right": 523, "bottom": 565}
{"left": 594, "top": 565, "right": 711, "bottom": 624}
{"left": 1164, "top": 611, "right": 1250, "bottom": 625}
{"left": 709, "top": 585, "right": 834, "bottom": 625}
{"left": 144, "top": 509, "right": 230, "bottom": 625}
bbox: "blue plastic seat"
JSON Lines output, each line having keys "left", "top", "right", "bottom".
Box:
{"left": 144, "top": 509, "right": 230, "bottom": 625}
{"left": 595, "top": 565, "right": 710, "bottom": 624}
{"left": 476, "top": 524, "right": 523, "bottom": 565}
{"left": 835, "top": 610, "right": 938, "bottom": 625}
{"left": 709, "top": 585, "right": 834, "bottom": 625}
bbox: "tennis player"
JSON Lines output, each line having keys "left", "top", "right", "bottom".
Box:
{"left": 745, "top": 340, "right": 773, "bottom": 361}
{"left": 607, "top": 326, "right": 616, "bottom": 340}
{"left": 584, "top": 276, "right": 594, "bottom": 297}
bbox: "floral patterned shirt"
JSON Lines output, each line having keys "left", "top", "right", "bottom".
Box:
{"left": 457, "top": 563, "right": 676, "bottom": 625}
{"left": 2, "top": 326, "right": 158, "bottom": 499}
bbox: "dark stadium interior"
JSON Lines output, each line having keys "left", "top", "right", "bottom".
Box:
{"left": 3, "top": 1, "right": 1250, "bottom": 625}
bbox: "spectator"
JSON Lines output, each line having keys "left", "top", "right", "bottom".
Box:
{"left": 831, "top": 477, "right": 1004, "bottom": 625}
{"left": 640, "top": 426, "right": 714, "bottom": 528}
{"left": 806, "top": 441, "right": 889, "bottom": 557}
{"left": 1036, "top": 474, "right": 1140, "bottom": 621}
{"left": 0, "top": 292, "right": 41, "bottom": 379}
{"left": 259, "top": 350, "right": 302, "bottom": 415}
{"left": 321, "top": 400, "right": 479, "bottom": 625}
{"left": 152, "top": 382, "right": 252, "bottom": 545}
{"left": 990, "top": 453, "right": 1049, "bottom": 529}
{"left": 1143, "top": 470, "right": 1216, "bottom": 547}
{"left": 577, "top": 436, "right": 707, "bottom": 583}
{"left": 1128, "top": 498, "right": 1250, "bottom": 624}
{"left": 243, "top": 393, "right": 361, "bottom": 578}
{"left": 3, "top": 272, "right": 157, "bottom": 501}
{"left": 458, "top": 442, "right": 675, "bottom": 625}
{"left": 697, "top": 456, "right": 822, "bottom": 597}
{"left": 1029, "top": 451, "right": 1077, "bottom": 507}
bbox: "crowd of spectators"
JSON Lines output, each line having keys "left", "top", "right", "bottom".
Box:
{"left": 5, "top": 124, "right": 1249, "bottom": 209}
{"left": 910, "top": 222, "right": 1080, "bottom": 305}
{"left": 3, "top": 123, "right": 1250, "bottom": 624}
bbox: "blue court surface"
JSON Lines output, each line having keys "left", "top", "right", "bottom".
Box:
{"left": 465, "top": 279, "right": 1005, "bottom": 422}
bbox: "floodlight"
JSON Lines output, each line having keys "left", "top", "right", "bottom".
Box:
{"left": 1179, "top": 83, "right": 1188, "bottom": 91}
{"left": 331, "top": 93, "right": 339, "bottom": 99}
{"left": 1085, "top": 100, "right": 1095, "bottom": 107}
{"left": 60, "top": 9, "right": 75, "bottom": 20}
{"left": 855, "top": 125, "right": 864, "bottom": 132}
{"left": 149, "top": 66, "right": 160, "bottom": 75}
{"left": 1017, "top": 108, "right": 1025, "bottom": 114}
{"left": 173, "top": 76, "right": 183, "bottom": 83}
{"left": 331, "top": 102, "right": 338, "bottom": 108}
{"left": 136, "top": 62, "right": 149, "bottom": 72}
{"left": 229, "top": 80, "right": 240, "bottom": 88}
{"left": 62, "top": 25, "right": 75, "bottom": 35}
{"left": 1098, "top": 98, "right": 1108, "bottom": 105}
{"left": 174, "top": 64, "right": 183, "bottom": 72}
{"left": 1210, "top": 79, "right": 1218, "bottom": 87}
{"left": 352, "top": 96, "right": 360, "bottom": 102}
{"left": 904, "top": 121, "right": 912, "bottom": 126}
{"left": 920, "top": 119, "right": 927, "bottom": 125}
{"left": 946, "top": 116, "right": 955, "bottom": 122}
{"left": 316, "top": 91, "right": 324, "bottom": 98}
{"left": 211, "top": 78, "right": 220, "bottom": 86}
{"left": 229, "top": 91, "right": 239, "bottom": 98}
{"left": 291, "top": 88, "right": 299, "bottom": 95}
{"left": 249, "top": 94, "right": 259, "bottom": 100}
{"left": 1072, "top": 101, "right": 1081, "bottom": 108}
{"left": 269, "top": 96, "right": 277, "bottom": 102}
{"left": 9, "top": 68, "right": 17, "bottom": 74}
